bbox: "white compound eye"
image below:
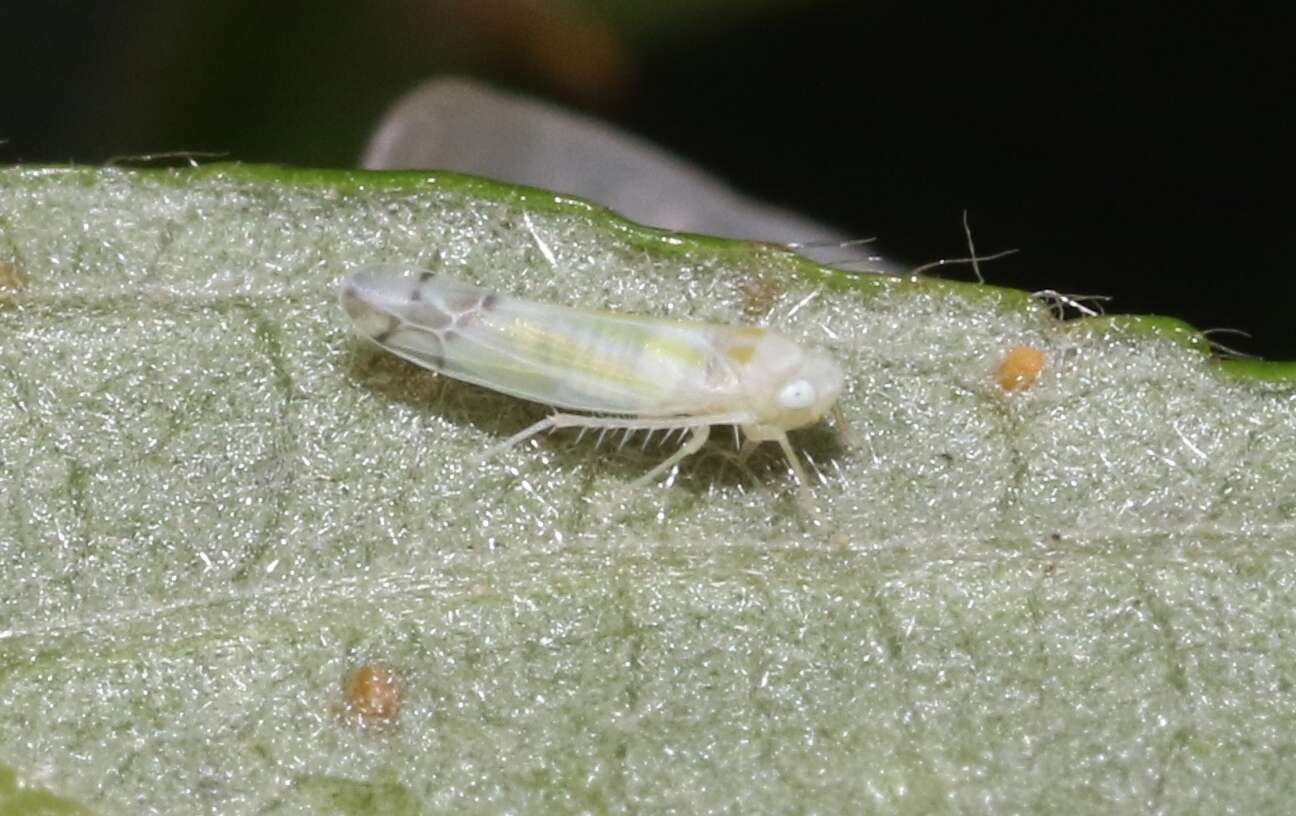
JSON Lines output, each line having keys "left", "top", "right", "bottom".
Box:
{"left": 777, "top": 379, "right": 816, "bottom": 410}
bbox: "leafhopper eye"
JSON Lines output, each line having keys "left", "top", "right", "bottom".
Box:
{"left": 777, "top": 379, "right": 816, "bottom": 409}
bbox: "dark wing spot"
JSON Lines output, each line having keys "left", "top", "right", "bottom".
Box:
{"left": 372, "top": 314, "right": 403, "bottom": 344}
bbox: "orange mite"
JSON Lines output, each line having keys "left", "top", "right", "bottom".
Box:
{"left": 342, "top": 664, "right": 401, "bottom": 721}
{"left": 996, "top": 344, "right": 1046, "bottom": 392}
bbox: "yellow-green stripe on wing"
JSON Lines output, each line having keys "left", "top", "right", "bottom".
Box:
{"left": 340, "top": 268, "right": 748, "bottom": 417}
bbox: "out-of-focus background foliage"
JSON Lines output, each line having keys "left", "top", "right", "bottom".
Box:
{"left": 2, "top": 1, "right": 1290, "bottom": 356}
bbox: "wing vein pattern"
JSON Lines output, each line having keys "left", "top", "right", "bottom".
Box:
{"left": 344, "top": 270, "right": 752, "bottom": 418}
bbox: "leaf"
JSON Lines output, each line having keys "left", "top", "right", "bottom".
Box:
{"left": 1, "top": 164, "right": 1294, "bottom": 815}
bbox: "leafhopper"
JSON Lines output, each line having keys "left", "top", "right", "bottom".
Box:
{"left": 341, "top": 267, "right": 844, "bottom": 508}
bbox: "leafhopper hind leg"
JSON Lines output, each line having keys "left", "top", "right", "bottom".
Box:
{"left": 629, "top": 425, "right": 710, "bottom": 488}
{"left": 471, "top": 415, "right": 560, "bottom": 465}
{"left": 473, "top": 413, "right": 668, "bottom": 465}
{"left": 474, "top": 412, "right": 723, "bottom": 474}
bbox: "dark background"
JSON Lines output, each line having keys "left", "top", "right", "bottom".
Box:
{"left": 3, "top": 2, "right": 1291, "bottom": 357}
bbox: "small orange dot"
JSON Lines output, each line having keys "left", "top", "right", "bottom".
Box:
{"left": 996, "top": 344, "right": 1046, "bottom": 392}
{"left": 342, "top": 664, "right": 401, "bottom": 721}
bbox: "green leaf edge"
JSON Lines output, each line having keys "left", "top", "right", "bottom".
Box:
{"left": 37, "top": 161, "right": 1296, "bottom": 381}
{"left": 9, "top": 161, "right": 1290, "bottom": 383}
